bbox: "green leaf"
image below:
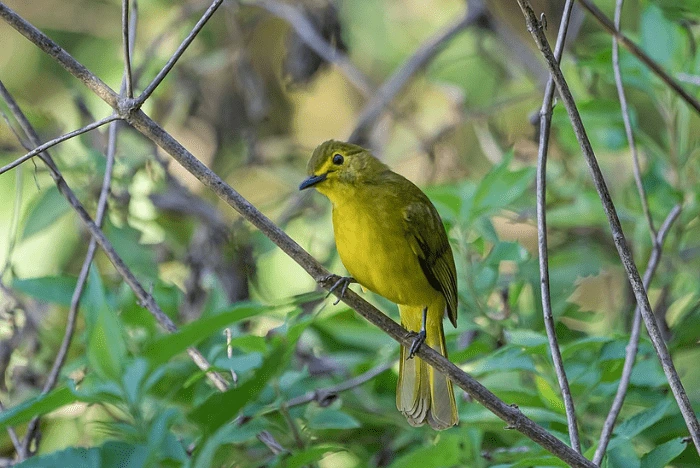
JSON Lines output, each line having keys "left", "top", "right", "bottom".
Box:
{"left": 640, "top": 438, "right": 687, "bottom": 468}
{"left": 189, "top": 343, "right": 286, "bottom": 432}
{"left": 21, "top": 185, "right": 71, "bottom": 239}
{"left": 143, "top": 303, "right": 263, "bottom": 365}
{"left": 307, "top": 408, "right": 361, "bottom": 430}
{"left": 12, "top": 275, "right": 77, "bottom": 306}
{"left": 0, "top": 387, "right": 76, "bottom": 430}
{"left": 282, "top": 445, "right": 345, "bottom": 468}
{"left": 612, "top": 399, "right": 672, "bottom": 445}
{"left": 471, "top": 156, "right": 535, "bottom": 219}
{"left": 87, "top": 303, "right": 127, "bottom": 382}
{"left": 193, "top": 419, "right": 266, "bottom": 468}
{"left": 16, "top": 446, "right": 99, "bottom": 468}
{"left": 388, "top": 434, "right": 461, "bottom": 468}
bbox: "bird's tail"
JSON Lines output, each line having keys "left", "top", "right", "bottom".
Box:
{"left": 396, "top": 301, "right": 458, "bottom": 430}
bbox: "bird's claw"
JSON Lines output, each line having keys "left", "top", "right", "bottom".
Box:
{"left": 325, "top": 276, "right": 356, "bottom": 305}
{"left": 407, "top": 330, "right": 426, "bottom": 359}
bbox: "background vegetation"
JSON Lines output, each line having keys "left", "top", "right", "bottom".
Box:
{"left": 0, "top": 0, "right": 699, "bottom": 466}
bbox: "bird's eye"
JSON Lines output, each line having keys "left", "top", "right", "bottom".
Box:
{"left": 332, "top": 154, "right": 344, "bottom": 165}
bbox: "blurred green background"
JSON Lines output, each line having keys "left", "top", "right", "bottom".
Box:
{"left": 1, "top": 0, "right": 700, "bottom": 466}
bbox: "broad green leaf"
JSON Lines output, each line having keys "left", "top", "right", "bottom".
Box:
{"left": 16, "top": 446, "right": 99, "bottom": 468}
{"left": 189, "top": 343, "right": 286, "bottom": 432}
{"left": 193, "top": 419, "right": 266, "bottom": 468}
{"left": 0, "top": 387, "right": 76, "bottom": 430}
{"left": 471, "top": 156, "right": 535, "bottom": 220}
{"left": 21, "top": 185, "right": 71, "bottom": 239}
{"left": 12, "top": 275, "right": 77, "bottom": 306}
{"left": 388, "top": 434, "right": 461, "bottom": 468}
{"left": 143, "top": 303, "right": 263, "bottom": 365}
{"left": 282, "top": 445, "right": 346, "bottom": 468}
{"left": 612, "top": 399, "right": 672, "bottom": 444}
{"left": 87, "top": 303, "right": 127, "bottom": 382}
{"left": 640, "top": 438, "right": 687, "bottom": 468}
{"left": 307, "top": 408, "right": 361, "bottom": 430}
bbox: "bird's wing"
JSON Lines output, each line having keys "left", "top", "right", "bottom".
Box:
{"left": 402, "top": 200, "right": 458, "bottom": 327}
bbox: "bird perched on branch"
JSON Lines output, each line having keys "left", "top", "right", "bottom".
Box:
{"left": 300, "top": 140, "right": 458, "bottom": 430}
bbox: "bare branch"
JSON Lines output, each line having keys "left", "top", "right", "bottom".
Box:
{"left": 594, "top": 204, "right": 681, "bottom": 465}
{"left": 286, "top": 361, "right": 394, "bottom": 408}
{"left": 0, "top": 401, "right": 21, "bottom": 457}
{"left": 611, "top": 0, "right": 655, "bottom": 242}
{"left": 134, "top": 0, "right": 224, "bottom": 106}
{"left": 576, "top": 0, "right": 700, "bottom": 116}
{"left": 0, "top": 114, "right": 121, "bottom": 176}
{"left": 122, "top": 0, "right": 133, "bottom": 98}
{"left": 251, "top": 0, "right": 373, "bottom": 95}
{"left": 348, "top": 2, "right": 485, "bottom": 143}
{"left": 0, "top": 80, "right": 229, "bottom": 396}
{"left": 517, "top": 0, "right": 700, "bottom": 454}
{"left": 0, "top": 3, "right": 119, "bottom": 109}
{"left": 535, "top": 0, "right": 581, "bottom": 454}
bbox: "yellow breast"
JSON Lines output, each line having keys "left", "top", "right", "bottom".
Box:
{"left": 331, "top": 195, "right": 440, "bottom": 308}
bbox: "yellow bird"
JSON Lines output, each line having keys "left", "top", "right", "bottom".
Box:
{"left": 300, "top": 140, "right": 458, "bottom": 430}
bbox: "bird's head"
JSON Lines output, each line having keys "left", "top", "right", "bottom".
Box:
{"left": 299, "top": 140, "right": 388, "bottom": 197}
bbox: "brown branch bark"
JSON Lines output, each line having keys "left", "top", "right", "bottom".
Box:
{"left": 535, "top": 0, "right": 581, "bottom": 454}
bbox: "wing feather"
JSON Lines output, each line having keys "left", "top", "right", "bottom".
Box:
{"left": 402, "top": 201, "right": 458, "bottom": 327}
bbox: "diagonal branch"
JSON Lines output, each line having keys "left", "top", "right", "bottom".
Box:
{"left": 0, "top": 114, "right": 121, "bottom": 176}
{"left": 611, "top": 0, "right": 655, "bottom": 243}
{"left": 593, "top": 204, "right": 681, "bottom": 465}
{"left": 535, "top": 0, "right": 581, "bottom": 454}
{"left": 576, "top": 0, "right": 700, "bottom": 116}
{"left": 286, "top": 361, "right": 394, "bottom": 408}
{"left": 348, "top": 2, "right": 485, "bottom": 143}
{"left": 0, "top": 80, "right": 228, "bottom": 395}
{"left": 517, "top": 0, "right": 700, "bottom": 455}
{"left": 251, "top": 0, "right": 373, "bottom": 95}
{"left": 134, "top": 0, "right": 224, "bottom": 106}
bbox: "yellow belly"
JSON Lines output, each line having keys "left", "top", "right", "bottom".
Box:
{"left": 332, "top": 200, "right": 440, "bottom": 308}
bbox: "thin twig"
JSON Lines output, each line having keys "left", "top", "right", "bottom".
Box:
{"left": 19, "top": 111, "right": 123, "bottom": 462}
{"left": 0, "top": 114, "right": 121, "bottom": 176}
{"left": 0, "top": 81, "right": 229, "bottom": 395}
{"left": 286, "top": 361, "right": 394, "bottom": 408}
{"left": 0, "top": 7, "right": 598, "bottom": 465}
{"left": 517, "top": 0, "right": 700, "bottom": 455}
{"left": 576, "top": 0, "right": 700, "bottom": 116}
{"left": 0, "top": 401, "right": 21, "bottom": 456}
{"left": 251, "top": 0, "right": 373, "bottom": 95}
{"left": 348, "top": 3, "right": 484, "bottom": 143}
{"left": 122, "top": 0, "right": 133, "bottom": 98}
{"left": 593, "top": 205, "right": 681, "bottom": 464}
{"left": 134, "top": 0, "right": 224, "bottom": 106}
{"left": 611, "top": 0, "right": 655, "bottom": 243}
{"left": 535, "top": 0, "right": 581, "bottom": 454}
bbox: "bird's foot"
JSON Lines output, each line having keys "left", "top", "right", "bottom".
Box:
{"left": 407, "top": 330, "right": 426, "bottom": 359}
{"left": 325, "top": 276, "right": 356, "bottom": 305}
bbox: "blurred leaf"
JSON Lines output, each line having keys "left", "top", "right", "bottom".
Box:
{"left": 0, "top": 387, "right": 76, "bottom": 430}
{"left": 306, "top": 407, "right": 361, "bottom": 430}
{"left": 143, "top": 303, "right": 264, "bottom": 365}
{"left": 612, "top": 398, "right": 672, "bottom": 445}
{"left": 640, "top": 437, "right": 687, "bottom": 468}
{"left": 471, "top": 156, "right": 535, "bottom": 220}
{"left": 189, "top": 343, "right": 287, "bottom": 432}
{"left": 21, "top": 185, "right": 71, "bottom": 239}
{"left": 12, "top": 275, "right": 77, "bottom": 306}
{"left": 388, "top": 434, "right": 461, "bottom": 468}
{"left": 281, "top": 445, "right": 346, "bottom": 468}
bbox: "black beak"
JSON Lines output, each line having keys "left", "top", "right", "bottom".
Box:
{"left": 299, "top": 173, "right": 327, "bottom": 190}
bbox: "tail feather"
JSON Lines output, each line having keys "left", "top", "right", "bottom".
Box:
{"left": 396, "top": 303, "right": 458, "bottom": 430}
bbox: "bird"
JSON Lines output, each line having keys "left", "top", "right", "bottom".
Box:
{"left": 299, "top": 140, "right": 458, "bottom": 430}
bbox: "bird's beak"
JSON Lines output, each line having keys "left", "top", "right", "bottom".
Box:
{"left": 299, "top": 173, "right": 327, "bottom": 190}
